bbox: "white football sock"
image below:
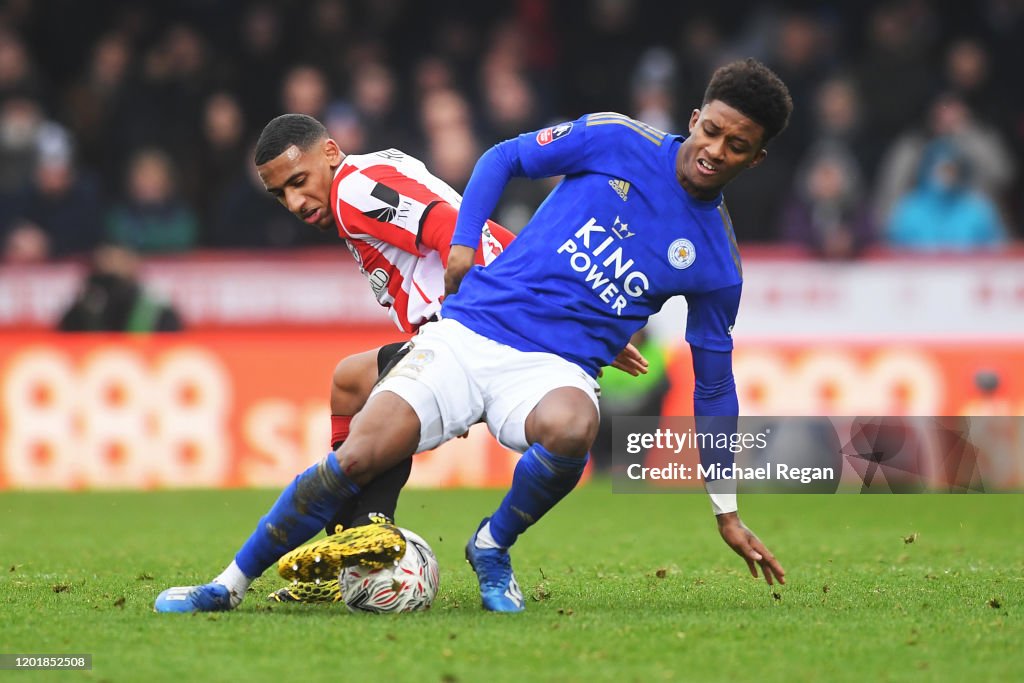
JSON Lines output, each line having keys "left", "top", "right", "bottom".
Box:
{"left": 474, "top": 521, "right": 505, "bottom": 550}
{"left": 213, "top": 560, "right": 253, "bottom": 608}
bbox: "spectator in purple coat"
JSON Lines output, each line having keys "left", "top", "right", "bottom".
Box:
{"left": 780, "top": 146, "right": 875, "bottom": 259}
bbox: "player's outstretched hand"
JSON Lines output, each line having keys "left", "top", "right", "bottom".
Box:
{"left": 444, "top": 245, "right": 477, "bottom": 297}
{"left": 716, "top": 512, "right": 785, "bottom": 586}
{"left": 610, "top": 343, "right": 649, "bottom": 376}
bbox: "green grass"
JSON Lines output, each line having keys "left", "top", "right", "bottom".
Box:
{"left": 0, "top": 486, "right": 1021, "bottom": 683}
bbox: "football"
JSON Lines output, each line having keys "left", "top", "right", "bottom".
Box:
{"left": 338, "top": 528, "right": 440, "bottom": 613}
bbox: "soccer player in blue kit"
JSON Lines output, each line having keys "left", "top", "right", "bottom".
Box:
{"left": 281, "top": 58, "right": 793, "bottom": 612}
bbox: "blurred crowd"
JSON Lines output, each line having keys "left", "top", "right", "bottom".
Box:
{"left": 0, "top": 0, "right": 1021, "bottom": 263}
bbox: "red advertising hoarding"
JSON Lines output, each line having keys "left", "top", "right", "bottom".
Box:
{"left": 1, "top": 332, "right": 1021, "bottom": 490}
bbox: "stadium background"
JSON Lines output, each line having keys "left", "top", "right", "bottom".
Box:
{"left": 0, "top": 0, "right": 1022, "bottom": 491}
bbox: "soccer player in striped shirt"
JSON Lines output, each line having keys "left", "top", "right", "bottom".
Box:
{"left": 259, "top": 116, "right": 520, "bottom": 578}
{"left": 154, "top": 114, "right": 646, "bottom": 611}
{"left": 276, "top": 59, "right": 793, "bottom": 613}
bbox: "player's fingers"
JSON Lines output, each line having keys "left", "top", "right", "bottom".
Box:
{"left": 750, "top": 537, "right": 779, "bottom": 566}
{"left": 616, "top": 345, "right": 648, "bottom": 374}
{"left": 630, "top": 347, "right": 646, "bottom": 360}
{"left": 751, "top": 540, "right": 785, "bottom": 585}
{"left": 741, "top": 540, "right": 770, "bottom": 585}
{"left": 734, "top": 541, "right": 761, "bottom": 578}
{"left": 764, "top": 557, "right": 786, "bottom": 585}
{"left": 744, "top": 542, "right": 763, "bottom": 563}
{"left": 611, "top": 360, "right": 640, "bottom": 376}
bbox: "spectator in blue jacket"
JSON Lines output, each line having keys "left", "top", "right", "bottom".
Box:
{"left": 887, "top": 140, "right": 1006, "bottom": 251}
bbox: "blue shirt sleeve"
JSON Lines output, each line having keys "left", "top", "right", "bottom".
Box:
{"left": 691, "top": 347, "right": 738, "bottom": 416}
{"left": 450, "top": 140, "right": 526, "bottom": 248}
{"left": 514, "top": 116, "right": 594, "bottom": 179}
{"left": 684, "top": 284, "right": 741, "bottom": 352}
{"left": 450, "top": 114, "right": 596, "bottom": 248}
{"left": 691, "top": 346, "right": 738, "bottom": 479}
{"left": 689, "top": 288, "right": 740, "bottom": 480}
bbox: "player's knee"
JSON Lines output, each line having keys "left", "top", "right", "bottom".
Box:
{"left": 337, "top": 392, "right": 421, "bottom": 484}
{"left": 527, "top": 391, "right": 599, "bottom": 458}
{"left": 335, "top": 436, "right": 381, "bottom": 484}
{"left": 330, "top": 353, "right": 376, "bottom": 415}
{"left": 539, "top": 423, "right": 596, "bottom": 458}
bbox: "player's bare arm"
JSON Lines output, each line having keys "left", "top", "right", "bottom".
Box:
{"left": 444, "top": 244, "right": 477, "bottom": 296}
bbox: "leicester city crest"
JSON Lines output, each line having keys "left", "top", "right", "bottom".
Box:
{"left": 667, "top": 238, "right": 696, "bottom": 269}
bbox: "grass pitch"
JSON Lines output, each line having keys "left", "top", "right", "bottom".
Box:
{"left": 1, "top": 486, "right": 1020, "bottom": 682}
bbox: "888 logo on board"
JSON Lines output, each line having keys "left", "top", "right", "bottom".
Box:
{"left": 0, "top": 346, "right": 231, "bottom": 489}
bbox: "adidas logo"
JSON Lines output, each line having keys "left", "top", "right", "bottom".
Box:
{"left": 609, "top": 178, "right": 630, "bottom": 201}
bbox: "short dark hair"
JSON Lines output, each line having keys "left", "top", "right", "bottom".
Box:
{"left": 703, "top": 58, "right": 793, "bottom": 145}
{"left": 254, "top": 113, "right": 327, "bottom": 165}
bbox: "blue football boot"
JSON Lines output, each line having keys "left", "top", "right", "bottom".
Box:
{"left": 465, "top": 518, "right": 524, "bottom": 613}
{"left": 154, "top": 583, "right": 234, "bottom": 613}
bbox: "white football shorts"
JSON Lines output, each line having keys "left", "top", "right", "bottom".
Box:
{"left": 370, "top": 318, "right": 600, "bottom": 453}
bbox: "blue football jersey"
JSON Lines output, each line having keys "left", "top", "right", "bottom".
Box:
{"left": 443, "top": 113, "right": 744, "bottom": 377}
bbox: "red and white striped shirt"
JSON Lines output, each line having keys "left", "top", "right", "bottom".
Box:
{"left": 330, "top": 149, "right": 513, "bottom": 333}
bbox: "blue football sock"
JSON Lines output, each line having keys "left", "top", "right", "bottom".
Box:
{"left": 235, "top": 451, "right": 360, "bottom": 578}
{"left": 487, "top": 444, "right": 588, "bottom": 548}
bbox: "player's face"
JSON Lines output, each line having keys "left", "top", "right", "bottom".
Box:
{"left": 258, "top": 139, "right": 341, "bottom": 231}
{"left": 677, "top": 100, "right": 767, "bottom": 200}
